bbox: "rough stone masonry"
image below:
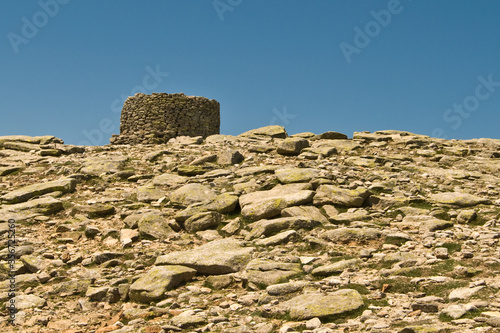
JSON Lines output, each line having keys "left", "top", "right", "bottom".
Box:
{"left": 110, "top": 92, "right": 220, "bottom": 145}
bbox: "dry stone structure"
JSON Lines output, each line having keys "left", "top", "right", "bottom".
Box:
{"left": 110, "top": 93, "right": 220, "bottom": 145}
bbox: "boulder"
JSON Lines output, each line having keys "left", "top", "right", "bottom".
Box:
{"left": 20, "top": 254, "right": 47, "bottom": 272}
{"left": 300, "top": 146, "right": 338, "bottom": 159}
{"left": 168, "top": 135, "right": 203, "bottom": 146}
{"left": 316, "top": 131, "right": 348, "bottom": 140}
{"left": 86, "top": 286, "right": 109, "bottom": 302}
{"left": 266, "top": 281, "right": 306, "bottom": 296}
{"left": 184, "top": 211, "right": 221, "bottom": 233}
{"left": 281, "top": 205, "right": 329, "bottom": 224}
{"left": 322, "top": 227, "right": 381, "bottom": 244}
{"left": 314, "top": 185, "right": 370, "bottom": 207}
{"left": 441, "top": 304, "right": 474, "bottom": 319}
{"left": 6, "top": 294, "right": 46, "bottom": 310}
{"left": 312, "top": 139, "right": 361, "bottom": 152}
{"left": 277, "top": 138, "right": 310, "bottom": 156}
{"left": 430, "top": 192, "right": 490, "bottom": 207}
{"left": 255, "top": 230, "right": 299, "bottom": 246}
{"left": 235, "top": 165, "right": 279, "bottom": 177}
{"left": 92, "top": 252, "right": 123, "bottom": 264}
{"left": 0, "top": 197, "right": 64, "bottom": 222}
{"left": 80, "top": 156, "right": 128, "bottom": 175}
{"left": 137, "top": 185, "right": 165, "bottom": 202}
{"left": 174, "top": 193, "right": 238, "bottom": 222}
{"left": 487, "top": 316, "right": 500, "bottom": 328}
{"left": 155, "top": 239, "right": 254, "bottom": 275}
{"left": 245, "top": 259, "right": 303, "bottom": 287}
{"left": 142, "top": 150, "right": 169, "bottom": 162}
{"left": 0, "top": 245, "right": 34, "bottom": 260}
{"left": 151, "top": 173, "right": 189, "bottom": 187}
{"left": 246, "top": 216, "right": 320, "bottom": 240}
{"left": 239, "top": 125, "right": 288, "bottom": 139}
{"left": 382, "top": 251, "right": 422, "bottom": 265}
{"left": 0, "top": 166, "right": 24, "bottom": 176}
{"left": 279, "top": 289, "right": 364, "bottom": 320}
{"left": 329, "top": 210, "right": 371, "bottom": 223}
{"left": 240, "top": 185, "right": 314, "bottom": 220}
{"left": 456, "top": 210, "right": 477, "bottom": 223}
{"left": 218, "top": 150, "right": 244, "bottom": 165}
{"left": 0, "top": 274, "right": 39, "bottom": 290}
{"left": 129, "top": 266, "right": 196, "bottom": 303}
{"left": 396, "top": 215, "right": 451, "bottom": 232}
{"left": 170, "top": 314, "right": 207, "bottom": 329}
{"left": 177, "top": 165, "right": 209, "bottom": 176}
{"left": 275, "top": 168, "right": 319, "bottom": 184}
{"left": 120, "top": 229, "right": 139, "bottom": 247}
{"left": 79, "top": 204, "right": 115, "bottom": 218}
{"left": 190, "top": 154, "right": 217, "bottom": 165}
{"left": 1, "top": 141, "right": 41, "bottom": 152}
{"left": 311, "top": 259, "right": 362, "bottom": 277}
{"left": 137, "top": 213, "right": 176, "bottom": 240}
{"left": 52, "top": 279, "right": 91, "bottom": 296}
{"left": 169, "top": 183, "right": 217, "bottom": 207}
{"left": 0, "top": 178, "right": 76, "bottom": 204}
{"left": 206, "top": 193, "right": 239, "bottom": 213}
{"left": 448, "top": 286, "right": 484, "bottom": 300}
{"left": 0, "top": 135, "right": 63, "bottom": 145}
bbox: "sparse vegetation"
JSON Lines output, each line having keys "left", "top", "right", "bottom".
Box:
{"left": 1, "top": 128, "right": 499, "bottom": 332}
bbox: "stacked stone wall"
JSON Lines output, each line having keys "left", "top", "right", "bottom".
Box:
{"left": 110, "top": 93, "right": 220, "bottom": 144}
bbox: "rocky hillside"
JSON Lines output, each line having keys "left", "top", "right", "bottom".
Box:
{"left": 0, "top": 126, "right": 499, "bottom": 333}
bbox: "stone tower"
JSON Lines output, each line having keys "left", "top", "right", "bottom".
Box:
{"left": 110, "top": 93, "right": 220, "bottom": 145}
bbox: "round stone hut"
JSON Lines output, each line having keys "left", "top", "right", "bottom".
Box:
{"left": 110, "top": 93, "right": 220, "bottom": 144}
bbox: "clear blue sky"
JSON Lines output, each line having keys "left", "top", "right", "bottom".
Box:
{"left": 1, "top": 0, "right": 499, "bottom": 145}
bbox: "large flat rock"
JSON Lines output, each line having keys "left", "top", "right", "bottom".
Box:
{"left": 448, "top": 286, "right": 484, "bottom": 300}
{"left": 169, "top": 183, "right": 217, "bottom": 207}
{"left": 155, "top": 239, "right": 254, "bottom": 275}
{"left": 275, "top": 168, "right": 319, "bottom": 184}
{"left": 322, "top": 227, "right": 381, "bottom": 244}
{"left": 136, "top": 184, "right": 165, "bottom": 202}
{"left": 314, "top": 185, "right": 370, "bottom": 207}
{"left": 311, "top": 139, "right": 362, "bottom": 152}
{"left": 174, "top": 193, "right": 239, "bottom": 222}
{"left": 1, "top": 141, "right": 41, "bottom": 152}
{"left": 281, "top": 205, "right": 329, "bottom": 224}
{"left": 280, "top": 289, "right": 364, "bottom": 320}
{"left": 238, "top": 125, "right": 288, "bottom": 139}
{"left": 0, "top": 135, "right": 62, "bottom": 144}
{"left": 246, "top": 216, "right": 320, "bottom": 240}
{"left": 1, "top": 178, "right": 76, "bottom": 204}
{"left": 235, "top": 165, "right": 279, "bottom": 177}
{"left": 0, "top": 197, "right": 64, "bottom": 222}
{"left": 240, "top": 185, "right": 315, "bottom": 220}
{"left": 245, "top": 259, "right": 303, "bottom": 287}
{"left": 311, "top": 259, "right": 362, "bottom": 277}
{"left": 129, "top": 266, "right": 196, "bottom": 303}
{"left": 430, "top": 192, "right": 490, "bottom": 207}
{"left": 0, "top": 166, "right": 25, "bottom": 176}
{"left": 80, "top": 156, "right": 128, "bottom": 175}
{"left": 151, "top": 173, "right": 189, "bottom": 187}
{"left": 6, "top": 294, "right": 46, "bottom": 311}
